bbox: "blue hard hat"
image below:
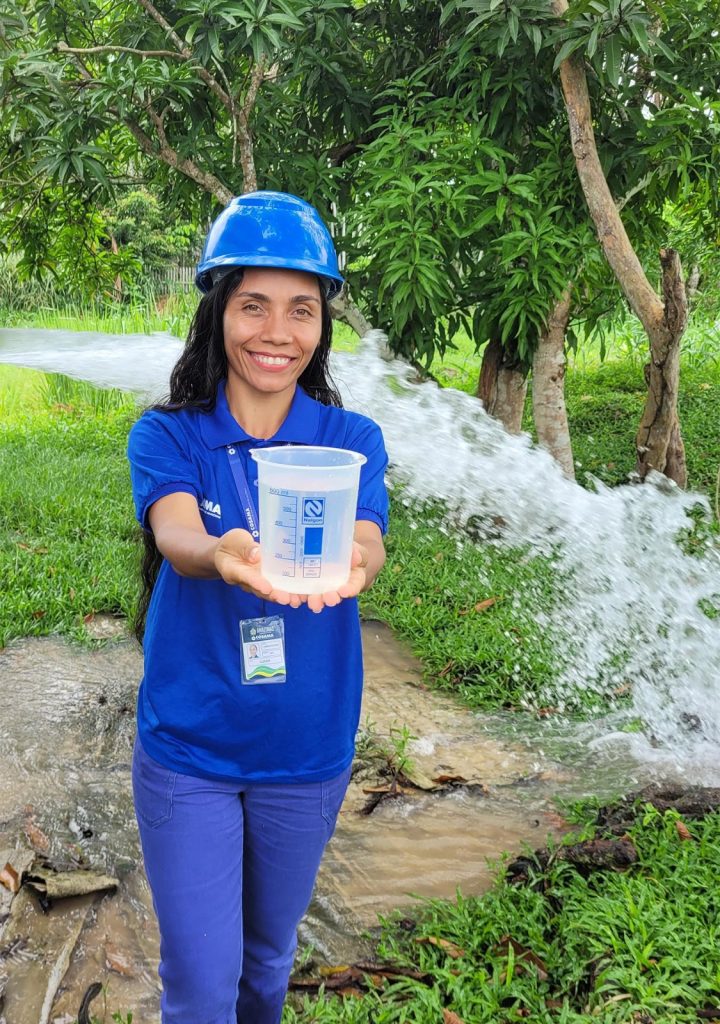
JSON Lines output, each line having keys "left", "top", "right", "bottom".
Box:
{"left": 195, "top": 191, "right": 344, "bottom": 299}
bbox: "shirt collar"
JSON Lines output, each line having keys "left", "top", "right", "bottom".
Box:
{"left": 199, "top": 380, "right": 321, "bottom": 449}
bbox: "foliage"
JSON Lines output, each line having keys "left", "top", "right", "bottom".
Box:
{"left": 2, "top": 0, "right": 719, "bottom": 371}
{"left": 284, "top": 802, "right": 720, "bottom": 1023}
{"left": 103, "top": 187, "right": 199, "bottom": 275}
{"left": 1, "top": 191, "right": 138, "bottom": 301}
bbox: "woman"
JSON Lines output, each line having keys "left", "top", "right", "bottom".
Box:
{"left": 127, "top": 191, "right": 388, "bottom": 1024}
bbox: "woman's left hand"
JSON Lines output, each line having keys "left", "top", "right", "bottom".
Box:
{"left": 305, "top": 542, "right": 369, "bottom": 614}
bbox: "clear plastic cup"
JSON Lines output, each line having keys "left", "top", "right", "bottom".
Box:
{"left": 250, "top": 446, "right": 367, "bottom": 594}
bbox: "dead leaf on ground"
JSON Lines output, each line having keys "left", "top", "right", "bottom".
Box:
{"left": 415, "top": 935, "right": 465, "bottom": 959}
{"left": 433, "top": 774, "right": 468, "bottom": 785}
{"left": 83, "top": 612, "right": 96, "bottom": 624}
{"left": 443, "top": 1011, "right": 466, "bottom": 1024}
{"left": 474, "top": 597, "right": 500, "bottom": 612}
{"left": 0, "top": 863, "right": 20, "bottom": 893}
{"left": 675, "top": 820, "right": 693, "bottom": 841}
{"left": 496, "top": 935, "right": 549, "bottom": 981}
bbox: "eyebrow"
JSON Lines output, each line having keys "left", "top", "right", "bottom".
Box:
{"left": 234, "top": 291, "right": 321, "bottom": 304}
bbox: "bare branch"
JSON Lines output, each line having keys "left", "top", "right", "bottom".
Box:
{"left": 56, "top": 42, "right": 182, "bottom": 59}
{"left": 125, "top": 116, "right": 234, "bottom": 205}
{"left": 134, "top": 0, "right": 232, "bottom": 112}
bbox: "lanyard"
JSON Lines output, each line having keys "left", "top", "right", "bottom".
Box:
{"left": 226, "top": 445, "right": 260, "bottom": 541}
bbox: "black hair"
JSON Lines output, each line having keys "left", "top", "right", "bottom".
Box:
{"left": 134, "top": 268, "right": 343, "bottom": 642}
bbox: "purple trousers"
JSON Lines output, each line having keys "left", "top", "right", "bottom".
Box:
{"left": 132, "top": 737, "right": 351, "bottom": 1024}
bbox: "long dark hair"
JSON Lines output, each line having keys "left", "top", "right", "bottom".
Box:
{"left": 134, "top": 269, "right": 342, "bottom": 642}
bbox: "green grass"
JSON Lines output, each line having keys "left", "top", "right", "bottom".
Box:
{"left": 0, "top": 370, "right": 139, "bottom": 646}
{"left": 362, "top": 503, "right": 567, "bottom": 710}
{"left": 283, "top": 801, "right": 720, "bottom": 1023}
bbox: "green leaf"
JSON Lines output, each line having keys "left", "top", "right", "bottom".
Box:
{"left": 553, "top": 36, "right": 586, "bottom": 72}
{"left": 605, "top": 33, "right": 621, "bottom": 88}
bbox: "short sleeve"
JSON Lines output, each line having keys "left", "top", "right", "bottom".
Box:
{"left": 127, "top": 411, "right": 203, "bottom": 529}
{"left": 346, "top": 416, "right": 389, "bottom": 535}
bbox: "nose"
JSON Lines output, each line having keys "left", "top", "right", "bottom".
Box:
{"left": 260, "top": 306, "right": 293, "bottom": 345}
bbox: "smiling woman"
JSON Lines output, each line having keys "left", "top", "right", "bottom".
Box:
{"left": 125, "top": 191, "right": 388, "bottom": 1024}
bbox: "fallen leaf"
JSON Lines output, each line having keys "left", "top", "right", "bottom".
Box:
{"left": 438, "top": 660, "right": 456, "bottom": 678}
{"left": 17, "top": 542, "right": 31, "bottom": 550}
{"left": 536, "top": 706, "right": 558, "bottom": 717}
{"left": 31, "top": 610, "right": 46, "bottom": 620}
{"left": 474, "top": 597, "right": 499, "bottom": 612}
{"left": 0, "top": 863, "right": 20, "bottom": 893}
{"left": 83, "top": 612, "right": 96, "bottom": 624}
{"left": 675, "top": 820, "right": 693, "bottom": 841}
{"left": 413, "top": 596, "right": 422, "bottom": 606}
{"left": 69, "top": 588, "right": 76, "bottom": 600}
{"left": 443, "top": 1011, "right": 466, "bottom": 1024}
{"left": 433, "top": 774, "right": 468, "bottom": 785}
{"left": 434, "top": 552, "right": 444, "bottom": 562}
{"left": 496, "top": 935, "right": 549, "bottom": 981}
{"left": 415, "top": 936, "right": 465, "bottom": 959}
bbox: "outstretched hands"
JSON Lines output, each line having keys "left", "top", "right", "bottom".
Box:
{"left": 214, "top": 528, "right": 370, "bottom": 613}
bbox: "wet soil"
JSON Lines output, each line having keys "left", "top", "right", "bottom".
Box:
{"left": 0, "top": 620, "right": 567, "bottom": 1023}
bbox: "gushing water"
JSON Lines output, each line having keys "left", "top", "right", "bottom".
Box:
{"left": 335, "top": 334, "right": 720, "bottom": 782}
{"left": 1, "top": 326, "right": 719, "bottom": 781}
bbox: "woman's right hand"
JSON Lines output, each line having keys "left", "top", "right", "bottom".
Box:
{"left": 214, "top": 528, "right": 305, "bottom": 607}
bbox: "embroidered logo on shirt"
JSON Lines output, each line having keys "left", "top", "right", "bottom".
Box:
{"left": 200, "top": 498, "right": 222, "bottom": 519}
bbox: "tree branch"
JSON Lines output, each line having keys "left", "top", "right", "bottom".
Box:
{"left": 57, "top": 42, "right": 182, "bottom": 59}
{"left": 125, "top": 116, "right": 233, "bottom": 204}
{"left": 134, "top": 0, "right": 232, "bottom": 112}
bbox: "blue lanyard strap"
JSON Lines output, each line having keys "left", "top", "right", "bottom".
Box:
{"left": 226, "top": 445, "right": 260, "bottom": 540}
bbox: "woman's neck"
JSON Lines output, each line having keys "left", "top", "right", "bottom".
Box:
{"left": 225, "top": 380, "right": 296, "bottom": 440}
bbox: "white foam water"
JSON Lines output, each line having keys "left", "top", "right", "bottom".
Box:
{"left": 333, "top": 334, "right": 720, "bottom": 784}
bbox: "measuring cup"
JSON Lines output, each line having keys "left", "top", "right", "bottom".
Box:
{"left": 250, "top": 446, "right": 367, "bottom": 594}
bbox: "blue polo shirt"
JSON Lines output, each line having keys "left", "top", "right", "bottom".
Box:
{"left": 127, "top": 382, "right": 389, "bottom": 784}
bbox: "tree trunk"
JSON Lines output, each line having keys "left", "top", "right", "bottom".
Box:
{"left": 635, "top": 249, "right": 688, "bottom": 484}
{"left": 477, "top": 337, "right": 528, "bottom": 434}
{"left": 330, "top": 291, "right": 372, "bottom": 336}
{"left": 532, "top": 287, "right": 575, "bottom": 478}
{"left": 552, "top": 0, "right": 687, "bottom": 486}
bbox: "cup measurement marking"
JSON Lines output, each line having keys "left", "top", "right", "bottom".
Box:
{"left": 270, "top": 489, "right": 298, "bottom": 574}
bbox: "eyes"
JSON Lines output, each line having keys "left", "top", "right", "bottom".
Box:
{"left": 240, "top": 301, "right": 316, "bottom": 319}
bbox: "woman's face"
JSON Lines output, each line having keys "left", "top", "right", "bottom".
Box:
{"left": 222, "top": 267, "right": 322, "bottom": 400}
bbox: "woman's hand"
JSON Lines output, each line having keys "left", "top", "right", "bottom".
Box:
{"left": 305, "top": 542, "right": 369, "bottom": 614}
{"left": 214, "top": 529, "right": 306, "bottom": 608}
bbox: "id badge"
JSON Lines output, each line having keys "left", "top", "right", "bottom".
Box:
{"left": 240, "top": 616, "right": 287, "bottom": 685}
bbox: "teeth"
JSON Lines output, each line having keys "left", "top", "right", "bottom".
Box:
{"left": 253, "top": 354, "right": 291, "bottom": 366}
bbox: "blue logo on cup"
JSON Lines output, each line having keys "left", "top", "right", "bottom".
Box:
{"left": 302, "top": 497, "right": 325, "bottom": 525}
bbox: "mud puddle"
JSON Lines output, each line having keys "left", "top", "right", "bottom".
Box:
{"left": 0, "top": 621, "right": 586, "bottom": 1021}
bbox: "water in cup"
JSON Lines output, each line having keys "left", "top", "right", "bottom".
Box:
{"left": 250, "top": 446, "right": 367, "bottom": 594}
